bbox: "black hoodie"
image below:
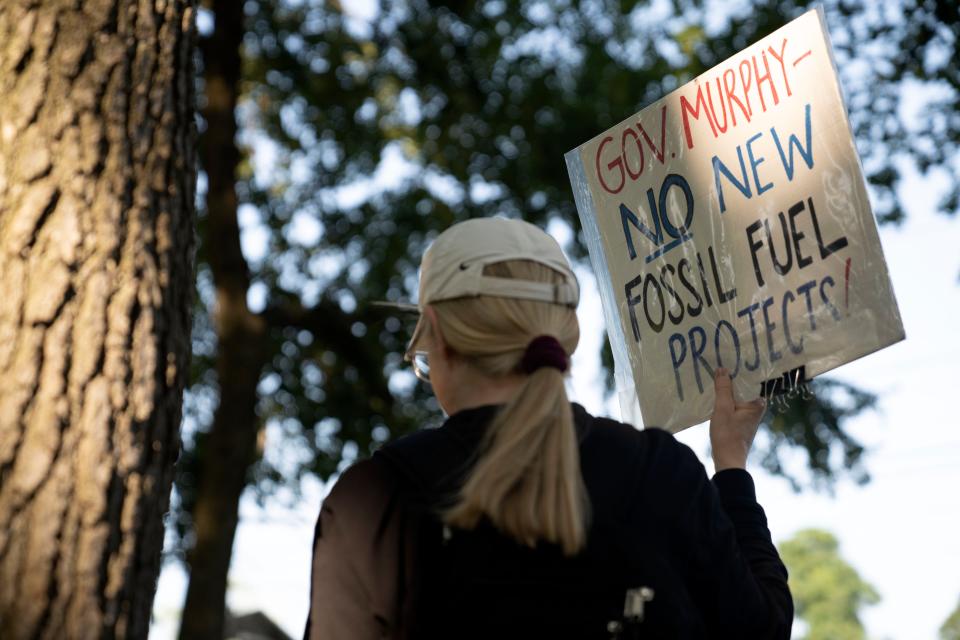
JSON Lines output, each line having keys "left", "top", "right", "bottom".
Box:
{"left": 305, "top": 403, "right": 793, "bottom": 639}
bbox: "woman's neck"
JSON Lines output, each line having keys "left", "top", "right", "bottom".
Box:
{"left": 440, "top": 366, "right": 526, "bottom": 416}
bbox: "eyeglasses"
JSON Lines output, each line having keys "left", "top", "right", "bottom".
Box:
{"left": 405, "top": 349, "right": 430, "bottom": 383}
{"left": 402, "top": 313, "right": 431, "bottom": 383}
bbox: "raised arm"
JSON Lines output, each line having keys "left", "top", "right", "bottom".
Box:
{"left": 676, "top": 369, "right": 793, "bottom": 638}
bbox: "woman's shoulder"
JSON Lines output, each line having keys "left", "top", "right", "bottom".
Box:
{"left": 574, "top": 404, "right": 707, "bottom": 508}
{"left": 323, "top": 457, "right": 397, "bottom": 517}
{"left": 574, "top": 404, "right": 699, "bottom": 465}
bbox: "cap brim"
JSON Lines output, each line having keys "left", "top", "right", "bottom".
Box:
{"left": 369, "top": 300, "right": 420, "bottom": 314}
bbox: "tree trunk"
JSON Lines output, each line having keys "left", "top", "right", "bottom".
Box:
{"left": 0, "top": 1, "right": 197, "bottom": 638}
{"left": 178, "top": 1, "right": 264, "bottom": 638}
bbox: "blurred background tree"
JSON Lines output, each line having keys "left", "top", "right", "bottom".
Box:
{"left": 779, "top": 528, "right": 880, "bottom": 640}
{"left": 942, "top": 596, "right": 960, "bottom": 640}
{"left": 172, "top": 0, "right": 959, "bottom": 636}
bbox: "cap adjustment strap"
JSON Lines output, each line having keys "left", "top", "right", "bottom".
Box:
{"left": 474, "top": 276, "right": 578, "bottom": 307}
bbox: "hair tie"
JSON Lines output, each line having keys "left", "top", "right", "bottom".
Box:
{"left": 520, "top": 335, "right": 569, "bottom": 374}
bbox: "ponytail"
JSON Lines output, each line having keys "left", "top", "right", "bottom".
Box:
{"left": 431, "top": 261, "right": 589, "bottom": 556}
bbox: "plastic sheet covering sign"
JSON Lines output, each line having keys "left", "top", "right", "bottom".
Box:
{"left": 564, "top": 6, "right": 904, "bottom": 432}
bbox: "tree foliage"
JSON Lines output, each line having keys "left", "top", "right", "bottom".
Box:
{"left": 780, "top": 528, "right": 880, "bottom": 640}
{"left": 188, "top": 0, "right": 955, "bottom": 504}
{"left": 173, "top": 0, "right": 960, "bottom": 558}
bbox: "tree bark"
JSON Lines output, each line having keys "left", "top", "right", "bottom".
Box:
{"left": 0, "top": 1, "right": 197, "bottom": 638}
{"left": 178, "top": 1, "right": 265, "bottom": 638}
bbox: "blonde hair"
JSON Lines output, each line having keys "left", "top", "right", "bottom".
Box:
{"left": 431, "top": 260, "right": 589, "bottom": 556}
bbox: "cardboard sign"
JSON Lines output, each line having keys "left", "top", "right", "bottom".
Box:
{"left": 565, "top": 7, "right": 904, "bottom": 432}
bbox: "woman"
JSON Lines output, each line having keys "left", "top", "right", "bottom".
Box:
{"left": 305, "top": 217, "right": 792, "bottom": 639}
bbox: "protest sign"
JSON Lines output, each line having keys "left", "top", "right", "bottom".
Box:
{"left": 565, "top": 6, "right": 904, "bottom": 432}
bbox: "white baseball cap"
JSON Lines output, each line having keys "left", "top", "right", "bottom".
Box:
{"left": 417, "top": 217, "right": 579, "bottom": 309}
{"left": 389, "top": 217, "right": 580, "bottom": 355}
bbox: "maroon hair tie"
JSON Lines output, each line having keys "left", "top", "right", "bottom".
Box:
{"left": 520, "top": 335, "right": 569, "bottom": 374}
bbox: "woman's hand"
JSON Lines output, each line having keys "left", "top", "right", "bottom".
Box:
{"left": 709, "top": 368, "right": 766, "bottom": 471}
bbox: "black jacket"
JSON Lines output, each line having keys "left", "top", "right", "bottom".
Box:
{"left": 305, "top": 404, "right": 793, "bottom": 639}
